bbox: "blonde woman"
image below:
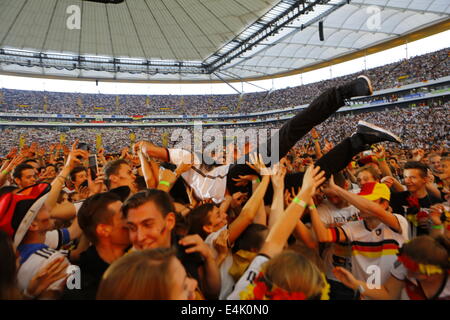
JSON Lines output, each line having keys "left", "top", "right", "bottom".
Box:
{"left": 96, "top": 248, "right": 197, "bottom": 300}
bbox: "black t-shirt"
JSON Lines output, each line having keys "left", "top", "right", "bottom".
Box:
{"left": 62, "top": 245, "right": 110, "bottom": 300}
{"left": 172, "top": 233, "right": 204, "bottom": 284}
{"left": 390, "top": 191, "right": 442, "bottom": 236}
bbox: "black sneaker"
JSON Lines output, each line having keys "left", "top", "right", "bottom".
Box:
{"left": 340, "top": 75, "right": 373, "bottom": 99}
{"left": 356, "top": 121, "right": 402, "bottom": 144}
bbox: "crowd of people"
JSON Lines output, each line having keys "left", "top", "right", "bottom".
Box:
{"left": 0, "top": 48, "right": 448, "bottom": 116}
{"left": 0, "top": 74, "right": 449, "bottom": 301}
{"left": 0, "top": 100, "right": 448, "bottom": 156}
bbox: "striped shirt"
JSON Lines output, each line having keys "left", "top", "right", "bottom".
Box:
{"left": 341, "top": 214, "right": 409, "bottom": 284}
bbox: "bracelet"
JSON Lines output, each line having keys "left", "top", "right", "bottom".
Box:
{"left": 159, "top": 180, "right": 170, "bottom": 187}
{"left": 309, "top": 204, "right": 316, "bottom": 210}
{"left": 377, "top": 158, "right": 386, "bottom": 162}
{"left": 254, "top": 178, "right": 261, "bottom": 183}
{"left": 313, "top": 139, "right": 319, "bottom": 143}
{"left": 292, "top": 197, "right": 308, "bottom": 208}
{"left": 431, "top": 224, "right": 443, "bottom": 230}
{"left": 1, "top": 170, "right": 9, "bottom": 175}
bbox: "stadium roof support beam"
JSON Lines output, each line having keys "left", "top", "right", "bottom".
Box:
{"left": 213, "top": 72, "right": 241, "bottom": 94}
{"left": 204, "top": 0, "right": 338, "bottom": 73}
{"left": 219, "top": 70, "right": 270, "bottom": 92}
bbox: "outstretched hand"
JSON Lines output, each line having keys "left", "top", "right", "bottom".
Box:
{"left": 27, "top": 257, "right": 69, "bottom": 298}
{"left": 301, "top": 165, "right": 326, "bottom": 198}
{"left": 332, "top": 267, "right": 359, "bottom": 291}
{"left": 271, "top": 163, "right": 286, "bottom": 190}
{"left": 246, "top": 153, "right": 268, "bottom": 175}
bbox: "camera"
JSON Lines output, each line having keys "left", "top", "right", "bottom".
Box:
{"left": 88, "top": 154, "right": 98, "bottom": 180}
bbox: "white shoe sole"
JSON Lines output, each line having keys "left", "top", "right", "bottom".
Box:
{"left": 358, "top": 120, "right": 402, "bottom": 143}
{"left": 357, "top": 75, "right": 373, "bottom": 95}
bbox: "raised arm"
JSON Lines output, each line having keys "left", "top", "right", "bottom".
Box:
{"left": 157, "top": 162, "right": 192, "bottom": 193}
{"left": 309, "top": 195, "right": 348, "bottom": 243}
{"left": 268, "top": 164, "right": 286, "bottom": 229}
{"left": 373, "top": 145, "right": 393, "bottom": 178}
{"left": 329, "top": 176, "right": 401, "bottom": 233}
{"left": 228, "top": 154, "right": 270, "bottom": 245}
{"left": 134, "top": 140, "right": 169, "bottom": 162}
{"left": 260, "top": 165, "right": 325, "bottom": 258}
{"left": 45, "top": 148, "right": 88, "bottom": 212}
{"left": 137, "top": 150, "right": 157, "bottom": 188}
{"left": 251, "top": 178, "right": 267, "bottom": 226}
{"left": 311, "top": 128, "right": 323, "bottom": 159}
{"left": 0, "top": 155, "right": 25, "bottom": 187}
{"left": 381, "top": 176, "right": 406, "bottom": 192}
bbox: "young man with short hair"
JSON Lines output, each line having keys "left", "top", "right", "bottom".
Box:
{"left": 13, "top": 163, "right": 37, "bottom": 189}
{"left": 122, "top": 188, "right": 221, "bottom": 299}
{"left": 63, "top": 192, "right": 130, "bottom": 300}
{"left": 310, "top": 178, "right": 409, "bottom": 293}
{"left": 103, "top": 159, "right": 137, "bottom": 200}
{"left": 390, "top": 161, "right": 442, "bottom": 237}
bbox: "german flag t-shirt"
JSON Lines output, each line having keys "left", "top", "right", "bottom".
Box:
{"left": 341, "top": 214, "right": 409, "bottom": 285}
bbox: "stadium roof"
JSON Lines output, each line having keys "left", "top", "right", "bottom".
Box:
{"left": 0, "top": 0, "right": 448, "bottom": 82}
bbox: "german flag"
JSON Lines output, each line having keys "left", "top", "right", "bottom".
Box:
{"left": 351, "top": 240, "right": 400, "bottom": 258}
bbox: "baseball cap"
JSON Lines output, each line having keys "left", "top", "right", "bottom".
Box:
{"left": 358, "top": 182, "right": 390, "bottom": 201}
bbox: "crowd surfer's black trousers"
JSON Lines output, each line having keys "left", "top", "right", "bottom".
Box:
{"left": 227, "top": 85, "right": 367, "bottom": 199}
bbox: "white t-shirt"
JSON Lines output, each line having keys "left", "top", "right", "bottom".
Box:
{"left": 205, "top": 225, "right": 234, "bottom": 300}
{"left": 226, "top": 254, "right": 269, "bottom": 300}
{"left": 341, "top": 214, "right": 409, "bottom": 285}
{"left": 168, "top": 148, "right": 230, "bottom": 204}
{"left": 317, "top": 201, "right": 359, "bottom": 281}
{"left": 390, "top": 260, "right": 450, "bottom": 300}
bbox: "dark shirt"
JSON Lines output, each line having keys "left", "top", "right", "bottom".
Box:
{"left": 62, "top": 246, "right": 109, "bottom": 300}
{"left": 172, "top": 233, "right": 204, "bottom": 283}
{"left": 390, "top": 191, "right": 442, "bottom": 236}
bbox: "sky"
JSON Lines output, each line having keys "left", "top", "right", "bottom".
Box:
{"left": 0, "top": 30, "right": 449, "bottom": 96}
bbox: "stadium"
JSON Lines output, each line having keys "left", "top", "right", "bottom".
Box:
{"left": 0, "top": 0, "right": 449, "bottom": 306}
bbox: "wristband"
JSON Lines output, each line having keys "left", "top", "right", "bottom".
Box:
{"left": 313, "top": 139, "right": 319, "bottom": 143}
{"left": 431, "top": 224, "right": 443, "bottom": 230}
{"left": 292, "top": 197, "right": 307, "bottom": 208}
{"left": 1, "top": 170, "right": 9, "bottom": 175}
{"left": 309, "top": 204, "right": 316, "bottom": 210}
{"left": 254, "top": 178, "right": 261, "bottom": 183}
{"left": 159, "top": 180, "right": 170, "bottom": 187}
{"left": 377, "top": 158, "right": 386, "bottom": 162}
